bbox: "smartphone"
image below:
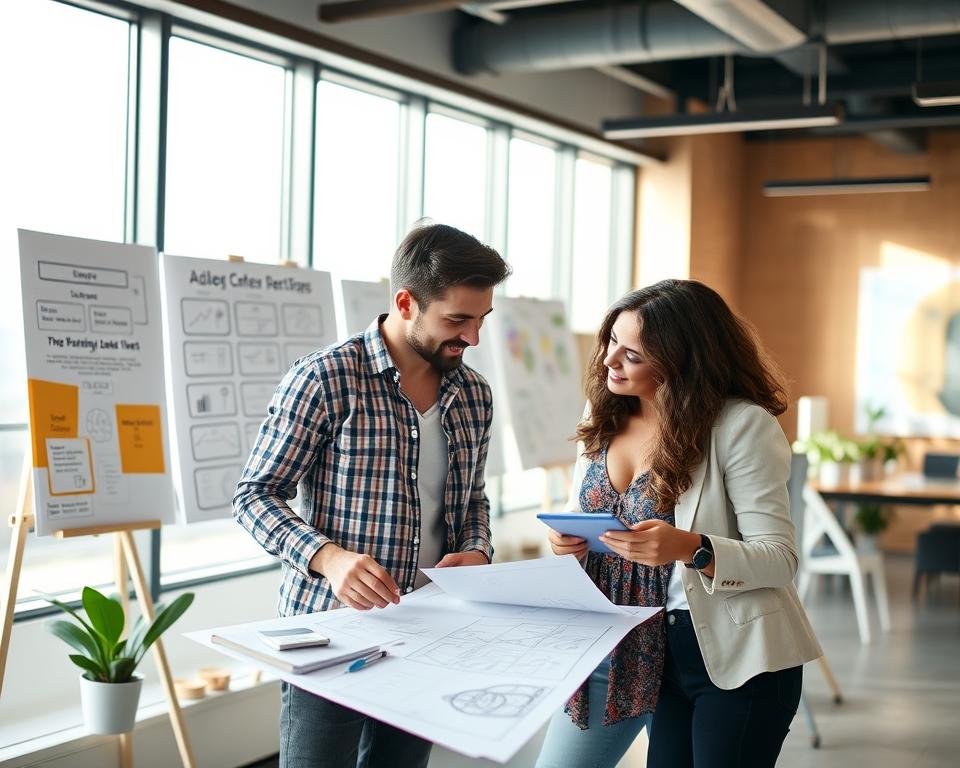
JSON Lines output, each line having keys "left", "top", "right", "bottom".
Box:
{"left": 258, "top": 627, "right": 331, "bottom": 651}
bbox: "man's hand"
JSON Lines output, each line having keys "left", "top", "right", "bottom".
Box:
{"left": 546, "top": 528, "right": 588, "bottom": 560}
{"left": 435, "top": 550, "right": 490, "bottom": 567}
{"left": 310, "top": 543, "right": 401, "bottom": 610}
{"left": 600, "top": 519, "right": 700, "bottom": 567}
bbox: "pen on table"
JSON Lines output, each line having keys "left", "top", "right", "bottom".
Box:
{"left": 347, "top": 650, "right": 388, "bottom": 673}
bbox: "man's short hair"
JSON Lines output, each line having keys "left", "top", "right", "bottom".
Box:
{"left": 390, "top": 222, "right": 511, "bottom": 308}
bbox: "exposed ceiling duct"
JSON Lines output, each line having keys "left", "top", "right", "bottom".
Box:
{"left": 453, "top": 1, "right": 742, "bottom": 74}
{"left": 672, "top": 0, "right": 805, "bottom": 52}
{"left": 454, "top": 0, "right": 960, "bottom": 75}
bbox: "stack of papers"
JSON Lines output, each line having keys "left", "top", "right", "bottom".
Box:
{"left": 210, "top": 627, "right": 379, "bottom": 675}
{"left": 187, "top": 555, "right": 660, "bottom": 763}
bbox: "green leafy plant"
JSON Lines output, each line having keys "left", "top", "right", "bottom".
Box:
{"left": 854, "top": 504, "right": 893, "bottom": 534}
{"left": 46, "top": 587, "right": 194, "bottom": 683}
{"left": 792, "top": 430, "right": 859, "bottom": 465}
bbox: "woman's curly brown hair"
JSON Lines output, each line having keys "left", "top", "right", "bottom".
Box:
{"left": 576, "top": 280, "right": 787, "bottom": 513}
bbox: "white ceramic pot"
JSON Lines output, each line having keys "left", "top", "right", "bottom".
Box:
{"left": 818, "top": 461, "right": 848, "bottom": 486}
{"left": 79, "top": 674, "right": 142, "bottom": 735}
{"left": 856, "top": 533, "right": 879, "bottom": 554}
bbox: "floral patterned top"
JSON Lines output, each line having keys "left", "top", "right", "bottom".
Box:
{"left": 564, "top": 446, "right": 674, "bottom": 729}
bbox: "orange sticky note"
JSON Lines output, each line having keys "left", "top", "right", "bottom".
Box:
{"left": 115, "top": 404, "right": 166, "bottom": 474}
{"left": 27, "top": 379, "right": 79, "bottom": 468}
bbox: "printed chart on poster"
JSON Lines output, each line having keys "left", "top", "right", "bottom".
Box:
{"left": 161, "top": 254, "right": 337, "bottom": 522}
{"left": 484, "top": 297, "right": 582, "bottom": 470}
{"left": 337, "top": 278, "right": 391, "bottom": 339}
{"left": 18, "top": 230, "right": 175, "bottom": 536}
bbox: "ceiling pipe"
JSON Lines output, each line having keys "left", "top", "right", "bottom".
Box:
{"left": 672, "top": 0, "right": 805, "bottom": 52}
{"left": 317, "top": 0, "right": 583, "bottom": 24}
{"left": 454, "top": 1, "right": 741, "bottom": 74}
{"left": 454, "top": 0, "right": 960, "bottom": 75}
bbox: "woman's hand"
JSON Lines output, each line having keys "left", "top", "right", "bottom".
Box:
{"left": 547, "top": 528, "right": 589, "bottom": 560}
{"left": 600, "top": 519, "right": 700, "bottom": 567}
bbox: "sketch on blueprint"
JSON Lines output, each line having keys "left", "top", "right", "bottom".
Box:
{"left": 408, "top": 619, "right": 601, "bottom": 681}
{"left": 445, "top": 685, "right": 547, "bottom": 718}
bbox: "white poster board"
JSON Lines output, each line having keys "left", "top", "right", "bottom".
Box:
{"left": 483, "top": 297, "right": 583, "bottom": 470}
{"left": 463, "top": 326, "right": 506, "bottom": 477}
{"left": 18, "top": 230, "right": 175, "bottom": 536}
{"left": 161, "top": 254, "right": 337, "bottom": 522}
{"left": 337, "top": 278, "right": 391, "bottom": 339}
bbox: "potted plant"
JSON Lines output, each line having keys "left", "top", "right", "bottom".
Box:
{"left": 793, "top": 431, "right": 858, "bottom": 485}
{"left": 854, "top": 504, "right": 893, "bottom": 553}
{"left": 46, "top": 586, "right": 194, "bottom": 735}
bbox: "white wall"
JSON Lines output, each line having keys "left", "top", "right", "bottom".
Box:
{"left": 180, "top": 0, "right": 646, "bottom": 132}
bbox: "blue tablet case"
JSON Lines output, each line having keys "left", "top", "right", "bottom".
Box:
{"left": 537, "top": 512, "right": 628, "bottom": 552}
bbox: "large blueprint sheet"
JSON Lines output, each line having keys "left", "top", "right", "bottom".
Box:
{"left": 188, "top": 557, "right": 659, "bottom": 763}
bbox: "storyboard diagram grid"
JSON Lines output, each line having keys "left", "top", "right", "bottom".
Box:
{"left": 18, "top": 230, "right": 175, "bottom": 536}
{"left": 161, "top": 254, "right": 337, "bottom": 522}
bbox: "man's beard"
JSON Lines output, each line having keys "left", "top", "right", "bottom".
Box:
{"left": 407, "top": 319, "right": 467, "bottom": 373}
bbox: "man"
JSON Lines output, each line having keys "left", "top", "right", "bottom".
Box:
{"left": 234, "top": 222, "right": 511, "bottom": 768}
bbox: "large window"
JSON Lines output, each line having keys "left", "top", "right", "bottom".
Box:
{"left": 164, "top": 36, "right": 287, "bottom": 262}
{"left": 313, "top": 77, "right": 402, "bottom": 280}
{"left": 505, "top": 137, "right": 558, "bottom": 299}
{"left": 570, "top": 156, "right": 614, "bottom": 333}
{"left": 2, "top": 0, "right": 639, "bottom": 616}
{"left": 423, "top": 111, "right": 489, "bottom": 240}
{"left": 0, "top": 0, "right": 133, "bottom": 603}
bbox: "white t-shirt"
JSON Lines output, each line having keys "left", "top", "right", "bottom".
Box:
{"left": 413, "top": 402, "right": 449, "bottom": 588}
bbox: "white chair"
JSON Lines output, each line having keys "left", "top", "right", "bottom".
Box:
{"left": 797, "top": 484, "right": 891, "bottom": 644}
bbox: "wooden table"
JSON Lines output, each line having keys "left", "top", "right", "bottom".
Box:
{"left": 810, "top": 473, "right": 960, "bottom": 507}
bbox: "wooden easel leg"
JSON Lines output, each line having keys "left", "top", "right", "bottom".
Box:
{"left": 119, "top": 531, "right": 196, "bottom": 768}
{"left": 0, "top": 452, "right": 33, "bottom": 699}
{"left": 119, "top": 732, "right": 134, "bottom": 768}
{"left": 817, "top": 655, "right": 844, "bottom": 704}
{"left": 114, "top": 534, "right": 130, "bottom": 632}
{"left": 114, "top": 534, "right": 133, "bottom": 766}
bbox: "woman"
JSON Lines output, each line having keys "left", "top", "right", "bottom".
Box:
{"left": 537, "top": 279, "right": 821, "bottom": 768}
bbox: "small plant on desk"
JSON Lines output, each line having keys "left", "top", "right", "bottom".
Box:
{"left": 45, "top": 586, "right": 194, "bottom": 735}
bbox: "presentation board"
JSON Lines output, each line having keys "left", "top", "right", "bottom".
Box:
{"left": 337, "top": 278, "right": 391, "bottom": 339}
{"left": 161, "top": 254, "right": 337, "bottom": 522}
{"left": 462, "top": 327, "right": 506, "bottom": 478}
{"left": 483, "top": 297, "right": 583, "bottom": 471}
{"left": 18, "top": 230, "right": 175, "bottom": 536}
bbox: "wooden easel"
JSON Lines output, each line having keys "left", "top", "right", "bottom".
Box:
{"left": 0, "top": 451, "right": 197, "bottom": 768}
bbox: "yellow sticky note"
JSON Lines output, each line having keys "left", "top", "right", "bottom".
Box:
{"left": 115, "top": 404, "right": 166, "bottom": 474}
{"left": 27, "top": 379, "right": 79, "bottom": 469}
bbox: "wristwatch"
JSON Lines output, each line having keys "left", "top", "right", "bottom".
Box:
{"left": 684, "top": 534, "right": 714, "bottom": 570}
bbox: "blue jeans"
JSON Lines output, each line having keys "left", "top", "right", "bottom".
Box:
{"left": 279, "top": 682, "right": 432, "bottom": 768}
{"left": 535, "top": 658, "right": 653, "bottom": 768}
{"left": 647, "top": 610, "right": 802, "bottom": 768}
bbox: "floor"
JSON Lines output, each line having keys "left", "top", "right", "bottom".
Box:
{"left": 778, "top": 554, "right": 959, "bottom": 768}
{"left": 242, "top": 555, "right": 960, "bottom": 768}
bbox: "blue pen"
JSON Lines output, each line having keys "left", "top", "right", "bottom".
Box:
{"left": 347, "top": 650, "right": 388, "bottom": 673}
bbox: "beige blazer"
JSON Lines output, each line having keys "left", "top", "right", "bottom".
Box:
{"left": 567, "top": 399, "right": 822, "bottom": 690}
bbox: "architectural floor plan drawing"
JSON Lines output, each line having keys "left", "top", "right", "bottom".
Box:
{"left": 189, "top": 556, "right": 661, "bottom": 763}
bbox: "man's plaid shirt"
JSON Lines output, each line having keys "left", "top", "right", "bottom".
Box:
{"left": 234, "top": 317, "right": 494, "bottom": 617}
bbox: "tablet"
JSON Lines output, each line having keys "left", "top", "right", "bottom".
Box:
{"left": 536, "top": 512, "right": 629, "bottom": 552}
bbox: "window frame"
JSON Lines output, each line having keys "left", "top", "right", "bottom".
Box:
{"left": 6, "top": 0, "right": 640, "bottom": 621}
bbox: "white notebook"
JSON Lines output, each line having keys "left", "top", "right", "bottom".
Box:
{"left": 211, "top": 626, "right": 379, "bottom": 675}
